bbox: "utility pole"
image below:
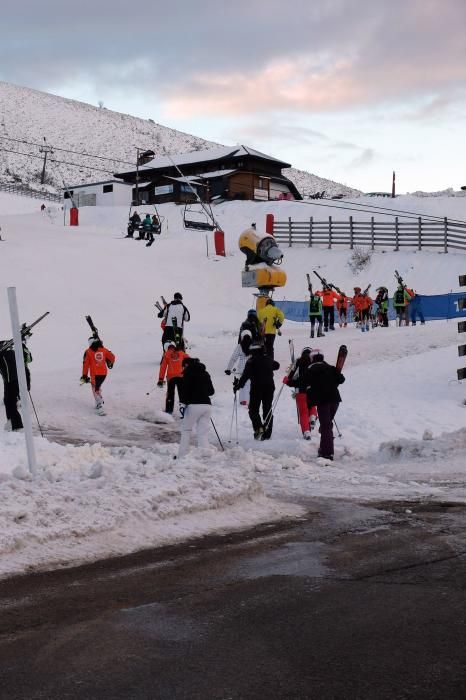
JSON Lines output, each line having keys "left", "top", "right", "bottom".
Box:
{"left": 39, "top": 137, "right": 54, "bottom": 185}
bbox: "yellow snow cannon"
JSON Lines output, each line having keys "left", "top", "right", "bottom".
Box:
{"left": 241, "top": 265, "right": 287, "bottom": 291}
{"left": 239, "top": 227, "right": 284, "bottom": 267}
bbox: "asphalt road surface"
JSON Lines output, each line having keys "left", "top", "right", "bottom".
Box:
{"left": 0, "top": 498, "right": 465, "bottom": 699}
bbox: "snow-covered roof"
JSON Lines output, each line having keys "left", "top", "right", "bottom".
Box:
{"left": 136, "top": 145, "right": 290, "bottom": 172}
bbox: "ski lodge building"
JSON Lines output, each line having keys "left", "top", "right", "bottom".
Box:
{"left": 113, "top": 145, "right": 301, "bottom": 205}
{"left": 63, "top": 179, "right": 133, "bottom": 208}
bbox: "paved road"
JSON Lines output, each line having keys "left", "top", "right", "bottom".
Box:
{"left": 0, "top": 498, "right": 465, "bottom": 699}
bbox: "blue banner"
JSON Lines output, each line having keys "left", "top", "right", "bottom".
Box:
{"left": 276, "top": 293, "right": 466, "bottom": 323}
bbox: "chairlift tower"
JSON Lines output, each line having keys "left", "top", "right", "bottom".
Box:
{"left": 39, "top": 137, "right": 54, "bottom": 185}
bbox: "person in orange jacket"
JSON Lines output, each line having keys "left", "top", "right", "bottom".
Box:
{"left": 158, "top": 341, "right": 189, "bottom": 415}
{"left": 352, "top": 288, "right": 373, "bottom": 332}
{"left": 317, "top": 286, "right": 339, "bottom": 332}
{"left": 335, "top": 292, "right": 350, "bottom": 328}
{"left": 81, "top": 337, "right": 116, "bottom": 414}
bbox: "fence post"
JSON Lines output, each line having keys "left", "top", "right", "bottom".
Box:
{"left": 444, "top": 217, "right": 448, "bottom": 253}
{"left": 371, "top": 217, "right": 375, "bottom": 250}
{"left": 288, "top": 216, "right": 292, "bottom": 247}
{"left": 349, "top": 216, "right": 353, "bottom": 249}
{"left": 308, "top": 217, "right": 313, "bottom": 247}
{"left": 418, "top": 217, "right": 422, "bottom": 251}
{"left": 328, "top": 216, "right": 332, "bottom": 249}
{"left": 395, "top": 216, "right": 399, "bottom": 251}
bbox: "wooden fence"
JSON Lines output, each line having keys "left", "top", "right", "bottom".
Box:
{"left": 0, "top": 182, "right": 61, "bottom": 202}
{"left": 273, "top": 216, "right": 466, "bottom": 252}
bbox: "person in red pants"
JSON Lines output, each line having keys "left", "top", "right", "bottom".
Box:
{"left": 284, "top": 347, "right": 318, "bottom": 440}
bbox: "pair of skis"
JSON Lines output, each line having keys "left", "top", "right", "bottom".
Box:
{"left": 154, "top": 296, "right": 168, "bottom": 315}
{"left": 0, "top": 311, "right": 50, "bottom": 355}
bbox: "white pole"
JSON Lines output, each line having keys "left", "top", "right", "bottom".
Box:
{"left": 7, "top": 287, "right": 37, "bottom": 475}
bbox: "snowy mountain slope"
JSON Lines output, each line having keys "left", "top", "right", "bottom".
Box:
{"left": 0, "top": 80, "right": 359, "bottom": 197}
{"left": 0, "top": 192, "right": 465, "bottom": 577}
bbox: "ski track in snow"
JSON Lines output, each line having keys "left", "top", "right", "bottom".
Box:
{"left": 0, "top": 192, "right": 465, "bottom": 576}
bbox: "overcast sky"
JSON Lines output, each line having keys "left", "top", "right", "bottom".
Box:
{"left": 1, "top": 0, "right": 466, "bottom": 192}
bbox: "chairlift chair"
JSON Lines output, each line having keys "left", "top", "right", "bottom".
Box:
{"left": 183, "top": 200, "right": 216, "bottom": 231}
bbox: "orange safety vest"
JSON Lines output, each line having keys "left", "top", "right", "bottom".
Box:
{"left": 317, "top": 289, "right": 339, "bottom": 307}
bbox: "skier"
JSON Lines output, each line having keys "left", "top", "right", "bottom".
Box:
{"left": 374, "top": 287, "right": 389, "bottom": 327}
{"left": 409, "top": 292, "right": 426, "bottom": 325}
{"left": 126, "top": 210, "right": 141, "bottom": 238}
{"left": 335, "top": 292, "right": 350, "bottom": 328}
{"left": 158, "top": 292, "right": 190, "bottom": 349}
{"left": 141, "top": 213, "right": 152, "bottom": 242}
{"left": 257, "top": 299, "right": 284, "bottom": 358}
{"left": 238, "top": 309, "right": 262, "bottom": 352}
{"left": 352, "top": 287, "right": 372, "bottom": 331}
{"left": 0, "top": 338, "right": 32, "bottom": 431}
{"left": 393, "top": 284, "right": 413, "bottom": 326}
{"left": 235, "top": 343, "right": 280, "bottom": 440}
{"left": 158, "top": 341, "right": 189, "bottom": 415}
{"left": 317, "top": 284, "right": 339, "bottom": 332}
{"left": 308, "top": 285, "right": 324, "bottom": 338}
{"left": 304, "top": 351, "right": 345, "bottom": 461}
{"left": 225, "top": 336, "right": 250, "bottom": 407}
{"left": 284, "top": 347, "right": 318, "bottom": 440}
{"left": 177, "top": 357, "right": 215, "bottom": 459}
{"left": 81, "top": 337, "right": 116, "bottom": 415}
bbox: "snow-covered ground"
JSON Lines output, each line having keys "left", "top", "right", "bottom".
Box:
{"left": 0, "top": 193, "right": 465, "bottom": 578}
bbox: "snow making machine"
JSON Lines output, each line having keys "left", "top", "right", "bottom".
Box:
{"left": 238, "top": 224, "right": 287, "bottom": 310}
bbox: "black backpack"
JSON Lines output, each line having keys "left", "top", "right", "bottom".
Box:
{"left": 394, "top": 289, "right": 405, "bottom": 306}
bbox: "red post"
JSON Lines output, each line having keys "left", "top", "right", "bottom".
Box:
{"left": 70, "top": 207, "right": 79, "bottom": 226}
{"left": 265, "top": 213, "right": 275, "bottom": 235}
{"left": 214, "top": 229, "right": 225, "bottom": 256}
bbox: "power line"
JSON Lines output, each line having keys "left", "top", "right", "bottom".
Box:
{"left": 319, "top": 196, "right": 466, "bottom": 226}
{"left": 295, "top": 197, "right": 466, "bottom": 225}
{"left": 0, "top": 135, "right": 135, "bottom": 167}
{"left": 0, "top": 145, "right": 115, "bottom": 175}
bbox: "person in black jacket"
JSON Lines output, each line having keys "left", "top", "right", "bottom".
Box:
{"left": 158, "top": 293, "right": 191, "bottom": 350}
{"left": 304, "top": 352, "right": 345, "bottom": 460}
{"left": 235, "top": 344, "right": 280, "bottom": 440}
{"left": 238, "top": 309, "right": 262, "bottom": 354}
{"left": 0, "top": 342, "right": 32, "bottom": 431}
{"left": 177, "top": 357, "right": 215, "bottom": 459}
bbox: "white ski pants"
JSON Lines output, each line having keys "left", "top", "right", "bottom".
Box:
{"left": 178, "top": 403, "right": 212, "bottom": 459}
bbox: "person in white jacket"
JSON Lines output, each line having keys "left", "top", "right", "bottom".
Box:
{"left": 224, "top": 328, "right": 251, "bottom": 405}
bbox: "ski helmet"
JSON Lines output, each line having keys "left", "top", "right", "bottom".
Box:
{"left": 301, "top": 347, "right": 312, "bottom": 355}
{"left": 164, "top": 341, "right": 176, "bottom": 352}
{"left": 313, "top": 352, "right": 324, "bottom": 362}
{"left": 354, "top": 287, "right": 361, "bottom": 293}
{"left": 247, "top": 308, "right": 257, "bottom": 317}
{"left": 88, "top": 336, "right": 100, "bottom": 347}
{"left": 174, "top": 292, "right": 183, "bottom": 300}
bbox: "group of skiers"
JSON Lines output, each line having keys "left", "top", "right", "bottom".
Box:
{"left": 308, "top": 278, "right": 425, "bottom": 335}
{"left": 125, "top": 210, "right": 161, "bottom": 247}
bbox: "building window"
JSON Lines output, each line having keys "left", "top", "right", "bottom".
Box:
{"left": 103, "top": 184, "right": 113, "bottom": 193}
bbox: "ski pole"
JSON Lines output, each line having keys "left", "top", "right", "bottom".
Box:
{"left": 263, "top": 384, "right": 285, "bottom": 434}
{"left": 333, "top": 418, "right": 342, "bottom": 438}
{"left": 235, "top": 392, "right": 239, "bottom": 444}
{"left": 228, "top": 393, "right": 237, "bottom": 443}
{"left": 146, "top": 385, "right": 158, "bottom": 396}
{"left": 28, "top": 391, "right": 44, "bottom": 438}
{"left": 210, "top": 418, "right": 225, "bottom": 451}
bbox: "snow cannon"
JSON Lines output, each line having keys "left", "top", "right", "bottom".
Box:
{"left": 239, "top": 226, "right": 287, "bottom": 292}
{"left": 239, "top": 227, "right": 283, "bottom": 267}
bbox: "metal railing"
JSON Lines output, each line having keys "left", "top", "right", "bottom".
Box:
{"left": 0, "top": 182, "right": 61, "bottom": 202}
{"left": 273, "top": 216, "right": 466, "bottom": 252}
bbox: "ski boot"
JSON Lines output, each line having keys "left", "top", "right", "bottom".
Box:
{"left": 254, "top": 426, "right": 264, "bottom": 440}
{"left": 303, "top": 430, "right": 312, "bottom": 440}
{"left": 310, "top": 330, "right": 315, "bottom": 338}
